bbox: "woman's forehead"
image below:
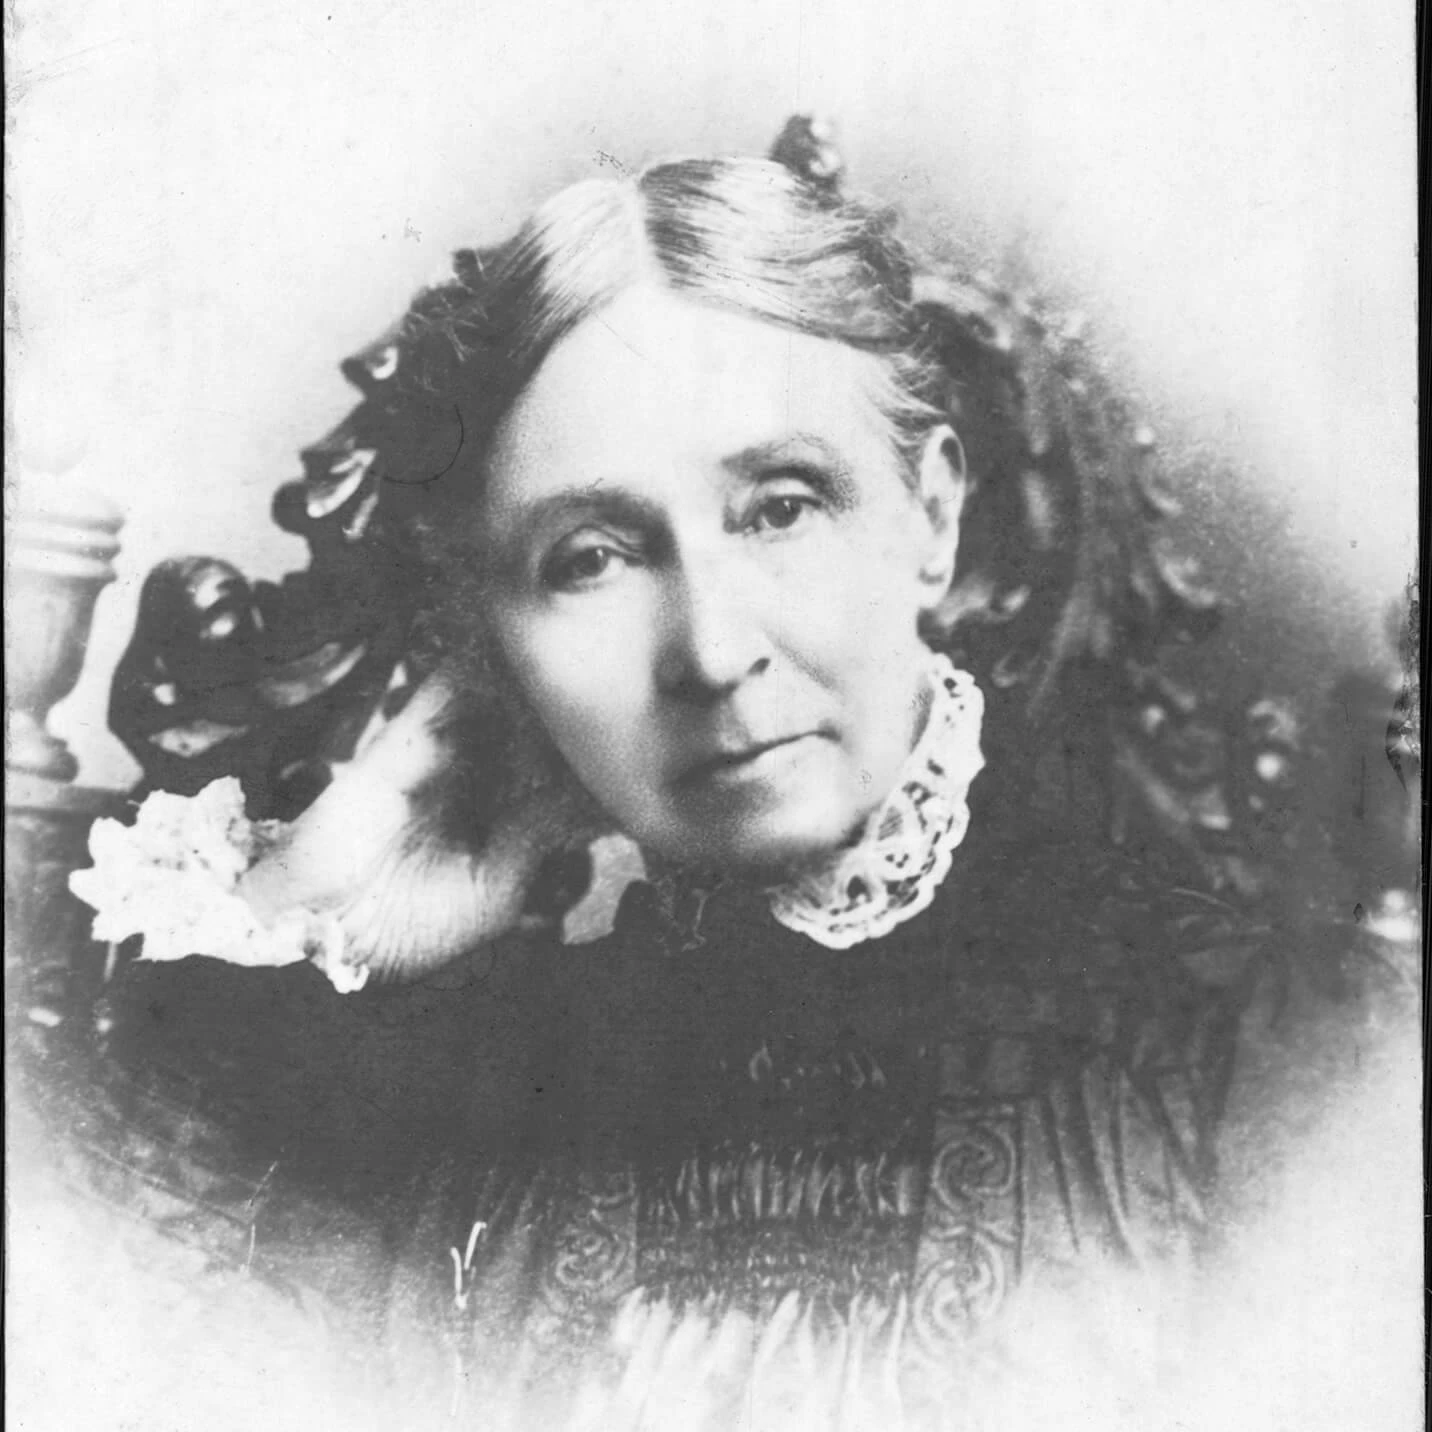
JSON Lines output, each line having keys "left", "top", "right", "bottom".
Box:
{"left": 485, "top": 285, "right": 894, "bottom": 498}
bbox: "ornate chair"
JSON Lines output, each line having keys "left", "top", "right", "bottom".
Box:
{"left": 5, "top": 124, "right": 1419, "bottom": 1414}
{"left": 9, "top": 112, "right": 1419, "bottom": 1175}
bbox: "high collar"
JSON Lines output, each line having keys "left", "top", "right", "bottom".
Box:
{"left": 763, "top": 653, "right": 986, "bottom": 950}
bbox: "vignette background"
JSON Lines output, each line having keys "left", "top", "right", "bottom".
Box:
{"left": 5, "top": 2, "right": 1421, "bottom": 1428}
{"left": 7, "top": 0, "right": 1417, "bottom": 789}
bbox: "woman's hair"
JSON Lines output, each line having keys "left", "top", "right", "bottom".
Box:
{"left": 277, "top": 133, "right": 1263, "bottom": 874}
{"left": 390, "top": 157, "right": 1207, "bottom": 661}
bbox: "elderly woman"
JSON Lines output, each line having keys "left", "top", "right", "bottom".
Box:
{"left": 58, "top": 124, "right": 1409, "bottom": 1429}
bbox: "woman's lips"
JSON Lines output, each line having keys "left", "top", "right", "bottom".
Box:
{"left": 676, "top": 733, "right": 820, "bottom": 788}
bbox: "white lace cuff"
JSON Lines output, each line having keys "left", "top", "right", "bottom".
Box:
{"left": 68, "top": 777, "right": 369, "bottom": 993}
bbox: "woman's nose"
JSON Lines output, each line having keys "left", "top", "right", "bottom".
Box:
{"left": 655, "top": 556, "right": 774, "bottom": 699}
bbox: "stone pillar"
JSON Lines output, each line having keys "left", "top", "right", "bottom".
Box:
{"left": 6, "top": 483, "right": 127, "bottom": 1039}
{"left": 7, "top": 483, "right": 124, "bottom": 781}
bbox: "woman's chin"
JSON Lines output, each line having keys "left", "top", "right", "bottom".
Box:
{"left": 649, "top": 802, "right": 867, "bottom": 881}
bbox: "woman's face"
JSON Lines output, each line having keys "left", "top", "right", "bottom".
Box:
{"left": 481, "top": 284, "right": 962, "bottom": 873}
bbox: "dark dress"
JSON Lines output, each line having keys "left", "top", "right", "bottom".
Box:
{"left": 376, "top": 831, "right": 1246, "bottom": 1424}
{"left": 37, "top": 823, "right": 1340, "bottom": 1429}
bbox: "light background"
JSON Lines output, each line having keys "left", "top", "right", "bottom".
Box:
{"left": 4, "top": 6, "right": 1422, "bottom": 1424}
{"left": 7, "top": 0, "right": 1418, "bottom": 790}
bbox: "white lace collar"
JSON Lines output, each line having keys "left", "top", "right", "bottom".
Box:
{"left": 764, "top": 654, "right": 985, "bottom": 950}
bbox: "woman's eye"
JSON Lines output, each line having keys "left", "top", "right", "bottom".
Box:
{"left": 748, "top": 494, "right": 818, "bottom": 534}
{"left": 542, "top": 541, "right": 632, "bottom": 592}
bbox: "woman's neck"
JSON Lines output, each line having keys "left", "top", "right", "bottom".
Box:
{"left": 642, "top": 653, "right": 987, "bottom": 951}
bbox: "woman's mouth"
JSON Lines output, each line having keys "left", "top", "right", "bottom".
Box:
{"left": 676, "top": 733, "right": 820, "bottom": 788}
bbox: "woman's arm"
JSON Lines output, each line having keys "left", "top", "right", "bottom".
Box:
{"left": 238, "top": 667, "right": 603, "bottom": 981}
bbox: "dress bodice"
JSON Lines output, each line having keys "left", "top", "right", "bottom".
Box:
{"left": 396, "top": 837, "right": 1244, "bottom": 1425}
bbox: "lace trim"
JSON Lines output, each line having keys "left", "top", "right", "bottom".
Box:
{"left": 69, "top": 777, "right": 367, "bottom": 993}
{"left": 765, "top": 655, "right": 985, "bottom": 950}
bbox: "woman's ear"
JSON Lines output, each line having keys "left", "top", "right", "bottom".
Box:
{"left": 912, "top": 424, "right": 966, "bottom": 608}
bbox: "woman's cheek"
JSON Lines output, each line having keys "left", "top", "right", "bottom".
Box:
{"left": 521, "top": 598, "right": 652, "bottom": 761}
{"left": 777, "top": 527, "right": 914, "bottom": 655}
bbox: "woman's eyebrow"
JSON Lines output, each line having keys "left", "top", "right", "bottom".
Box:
{"left": 495, "top": 483, "right": 663, "bottom": 550}
{"left": 721, "top": 433, "right": 859, "bottom": 501}
{"left": 722, "top": 433, "right": 846, "bottom": 473}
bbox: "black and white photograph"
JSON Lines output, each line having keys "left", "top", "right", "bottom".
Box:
{"left": 6, "top": 1, "right": 1422, "bottom": 1428}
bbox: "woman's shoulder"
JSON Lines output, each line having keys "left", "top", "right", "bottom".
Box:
{"left": 923, "top": 826, "right": 1260, "bottom": 989}
{"left": 97, "top": 930, "right": 557, "bottom": 1194}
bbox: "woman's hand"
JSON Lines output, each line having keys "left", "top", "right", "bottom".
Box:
{"left": 238, "top": 668, "right": 604, "bottom": 980}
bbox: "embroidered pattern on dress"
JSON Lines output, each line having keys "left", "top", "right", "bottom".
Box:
{"left": 910, "top": 1100, "right": 1022, "bottom": 1356}
{"left": 766, "top": 655, "right": 985, "bottom": 950}
{"left": 533, "top": 1168, "right": 640, "bottom": 1343}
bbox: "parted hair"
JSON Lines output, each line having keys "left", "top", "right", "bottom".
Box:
{"left": 258, "top": 122, "right": 1290, "bottom": 908}
{"left": 341, "top": 147, "right": 1217, "bottom": 846}
{"left": 98, "top": 117, "right": 1307, "bottom": 973}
